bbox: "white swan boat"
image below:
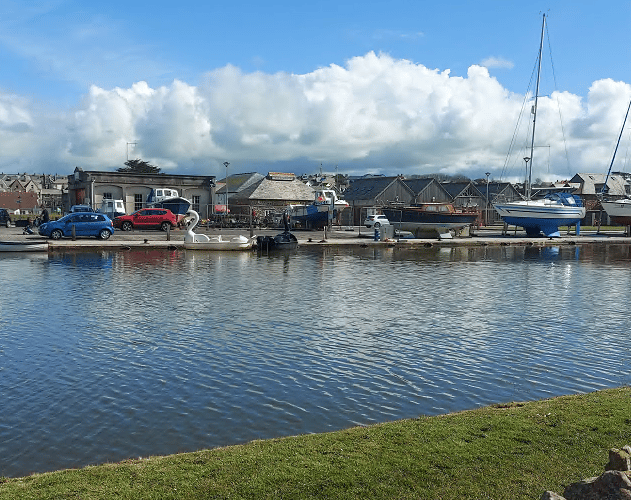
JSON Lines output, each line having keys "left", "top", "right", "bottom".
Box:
{"left": 183, "top": 210, "right": 256, "bottom": 250}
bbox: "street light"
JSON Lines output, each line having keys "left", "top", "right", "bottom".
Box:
{"left": 485, "top": 172, "right": 491, "bottom": 226}
{"left": 223, "top": 161, "right": 230, "bottom": 223}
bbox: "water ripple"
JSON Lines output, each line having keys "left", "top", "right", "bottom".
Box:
{"left": 2, "top": 246, "right": 631, "bottom": 476}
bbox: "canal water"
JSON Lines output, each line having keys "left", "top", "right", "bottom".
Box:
{"left": 1, "top": 244, "right": 631, "bottom": 477}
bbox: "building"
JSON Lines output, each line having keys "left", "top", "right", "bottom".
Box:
{"left": 0, "top": 173, "right": 67, "bottom": 213}
{"left": 341, "top": 176, "right": 415, "bottom": 225}
{"left": 67, "top": 168, "right": 216, "bottom": 217}
{"left": 227, "top": 172, "right": 317, "bottom": 217}
{"left": 0, "top": 191, "right": 39, "bottom": 214}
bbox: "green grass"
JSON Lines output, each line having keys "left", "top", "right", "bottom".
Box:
{"left": 1, "top": 387, "right": 631, "bottom": 499}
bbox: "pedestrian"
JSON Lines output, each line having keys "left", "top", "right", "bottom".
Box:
{"left": 41, "top": 207, "right": 49, "bottom": 223}
{"left": 23, "top": 217, "right": 34, "bottom": 235}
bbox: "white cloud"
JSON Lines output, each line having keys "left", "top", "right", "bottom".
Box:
{"left": 480, "top": 57, "right": 514, "bottom": 70}
{"left": 0, "top": 52, "right": 630, "bottom": 181}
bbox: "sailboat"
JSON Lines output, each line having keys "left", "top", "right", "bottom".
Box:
{"left": 493, "top": 14, "right": 585, "bottom": 237}
{"left": 599, "top": 99, "right": 631, "bottom": 225}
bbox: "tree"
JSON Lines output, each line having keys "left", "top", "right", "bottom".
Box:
{"left": 117, "top": 159, "right": 161, "bottom": 174}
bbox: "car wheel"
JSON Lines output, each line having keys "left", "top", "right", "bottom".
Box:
{"left": 160, "top": 221, "right": 171, "bottom": 231}
{"left": 121, "top": 221, "right": 133, "bottom": 231}
{"left": 51, "top": 229, "right": 63, "bottom": 240}
{"left": 99, "top": 229, "right": 111, "bottom": 240}
{"left": 374, "top": 222, "right": 381, "bottom": 228}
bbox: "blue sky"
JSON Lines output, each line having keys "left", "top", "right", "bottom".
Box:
{"left": 1, "top": 0, "right": 630, "bottom": 181}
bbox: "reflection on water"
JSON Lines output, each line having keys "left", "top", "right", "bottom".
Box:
{"left": 1, "top": 244, "right": 631, "bottom": 477}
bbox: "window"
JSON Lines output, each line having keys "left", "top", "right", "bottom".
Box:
{"left": 103, "top": 192, "right": 112, "bottom": 199}
{"left": 134, "top": 194, "right": 143, "bottom": 211}
{"left": 192, "top": 195, "right": 200, "bottom": 212}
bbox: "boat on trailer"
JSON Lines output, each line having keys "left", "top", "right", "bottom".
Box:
{"left": 147, "top": 188, "right": 191, "bottom": 222}
{"left": 288, "top": 189, "right": 348, "bottom": 229}
{"left": 381, "top": 202, "right": 479, "bottom": 239}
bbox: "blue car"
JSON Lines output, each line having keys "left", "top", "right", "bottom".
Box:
{"left": 39, "top": 213, "right": 114, "bottom": 240}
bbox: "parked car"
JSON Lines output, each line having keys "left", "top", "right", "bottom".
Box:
{"left": 0, "top": 208, "right": 12, "bottom": 228}
{"left": 364, "top": 214, "right": 390, "bottom": 228}
{"left": 113, "top": 208, "right": 178, "bottom": 231}
{"left": 69, "top": 204, "right": 94, "bottom": 213}
{"left": 39, "top": 213, "right": 114, "bottom": 240}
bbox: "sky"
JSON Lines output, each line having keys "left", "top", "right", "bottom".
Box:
{"left": 1, "top": 0, "right": 631, "bottom": 182}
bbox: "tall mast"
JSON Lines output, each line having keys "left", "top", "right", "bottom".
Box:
{"left": 528, "top": 13, "right": 546, "bottom": 201}
{"left": 602, "top": 98, "right": 631, "bottom": 196}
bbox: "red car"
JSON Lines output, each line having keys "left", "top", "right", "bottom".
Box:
{"left": 114, "top": 208, "right": 178, "bottom": 231}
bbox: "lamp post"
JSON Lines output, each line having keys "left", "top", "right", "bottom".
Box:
{"left": 223, "top": 161, "right": 230, "bottom": 224}
{"left": 485, "top": 172, "right": 490, "bottom": 226}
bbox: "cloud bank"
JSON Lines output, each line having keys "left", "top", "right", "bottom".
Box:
{"left": 1, "top": 51, "right": 630, "bottom": 181}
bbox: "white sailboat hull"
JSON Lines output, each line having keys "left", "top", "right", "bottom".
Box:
{"left": 494, "top": 199, "right": 585, "bottom": 237}
{"left": 601, "top": 200, "right": 631, "bottom": 225}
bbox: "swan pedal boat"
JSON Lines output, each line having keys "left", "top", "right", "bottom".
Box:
{"left": 183, "top": 210, "right": 256, "bottom": 250}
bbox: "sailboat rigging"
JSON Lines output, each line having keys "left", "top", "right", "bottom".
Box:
{"left": 493, "top": 13, "right": 586, "bottom": 237}
{"left": 599, "top": 98, "right": 631, "bottom": 225}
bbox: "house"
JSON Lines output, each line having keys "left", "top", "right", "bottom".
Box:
{"left": 228, "top": 172, "right": 317, "bottom": 217}
{"left": 0, "top": 191, "right": 39, "bottom": 214}
{"left": 67, "top": 168, "right": 216, "bottom": 217}
{"left": 341, "top": 176, "right": 415, "bottom": 225}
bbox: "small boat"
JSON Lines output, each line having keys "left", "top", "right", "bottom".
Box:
{"left": 184, "top": 234, "right": 256, "bottom": 251}
{"left": 256, "top": 232, "right": 298, "bottom": 250}
{"left": 288, "top": 189, "right": 348, "bottom": 229}
{"left": 183, "top": 210, "right": 256, "bottom": 250}
{"left": 493, "top": 14, "right": 586, "bottom": 237}
{"left": 381, "top": 203, "right": 479, "bottom": 239}
{"left": 0, "top": 240, "right": 49, "bottom": 252}
{"left": 256, "top": 213, "right": 298, "bottom": 250}
{"left": 147, "top": 188, "right": 191, "bottom": 222}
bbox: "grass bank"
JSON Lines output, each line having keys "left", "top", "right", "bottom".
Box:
{"left": 1, "top": 387, "right": 630, "bottom": 499}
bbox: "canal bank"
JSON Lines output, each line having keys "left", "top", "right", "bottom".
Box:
{"left": 0, "top": 386, "right": 629, "bottom": 499}
{"left": 2, "top": 225, "right": 630, "bottom": 250}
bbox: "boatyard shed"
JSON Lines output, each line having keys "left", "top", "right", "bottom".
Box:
{"left": 342, "top": 176, "right": 414, "bottom": 225}
{"left": 402, "top": 178, "right": 452, "bottom": 204}
{"left": 68, "top": 168, "right": 216, "bottom": 217}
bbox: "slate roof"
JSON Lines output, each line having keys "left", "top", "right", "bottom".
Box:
{"left": 401, "top": 178, "right": 435, "bottom": 195}
{"left": 341, "top": 176, "right": 402, "bottom": 201}
{"left": 440, "top": 181, "right": 484, "bottom": 199}
{"left": 234, "top": 176, "right": 315, "bottom": 203}
{"left": 570, "top": 173, "right": 629, "bottom": 196}
{"left": 216, "top": 172, "right": 265, "bottom": 194}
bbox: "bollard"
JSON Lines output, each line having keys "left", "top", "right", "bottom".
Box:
{"left": 373, "top": 228, "right": 380, "bottom": 241}
{"left": 166, "top": 225, "right": 171, "bottom": 241}
{"left": 71, "top": 224, "right": 76, "bottom": 240}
